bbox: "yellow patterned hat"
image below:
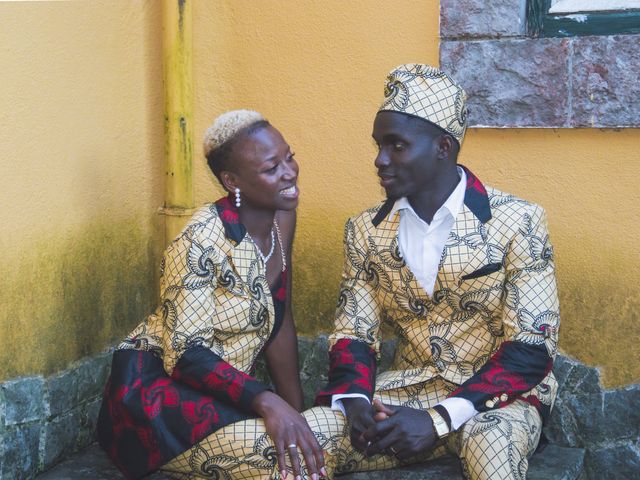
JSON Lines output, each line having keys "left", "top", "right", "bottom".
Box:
{"left": 379, "top": 64, "right": 468, "bottom": 145}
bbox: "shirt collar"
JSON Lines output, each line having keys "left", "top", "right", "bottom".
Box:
{"left": 389, "top": 166, "right": 467, "bottom": 222}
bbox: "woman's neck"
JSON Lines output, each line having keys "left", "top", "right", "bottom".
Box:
{"left": 238, "top": 206, "right": 276, "bottom": 240}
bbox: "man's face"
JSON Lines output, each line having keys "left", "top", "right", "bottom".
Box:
{"left": 372, "top": 111, "right": 444, "bottom": 201}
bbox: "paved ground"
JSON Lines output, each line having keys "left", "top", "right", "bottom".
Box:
{"left": 35, "top": 443, "right": 585, "bottom": 480}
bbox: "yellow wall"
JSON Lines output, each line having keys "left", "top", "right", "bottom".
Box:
{"left": 1, "top": 0, "right": 637, "bottom": 389}
{"left": 192, "top": 0, "right": 441, "bottom": 339}
{"left": 0, "top": 0, "right": 164, "bottom": 380}
{"left": 192, "top": 0, "right": 639, "bottom": 388}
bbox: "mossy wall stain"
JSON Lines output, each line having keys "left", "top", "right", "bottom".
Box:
{"left": 2, "top": 0, "right": 636, "bottom": 392}
{"left": 555, "top": 240, "right": 640, "bottom": 388}
{"left": 0, "top": 217, "right": 163, "bottom": 381}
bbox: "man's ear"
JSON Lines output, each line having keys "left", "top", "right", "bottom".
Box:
{"left": 220, "top": 170, "right": 238, "bottom": 193}
{"left": 436, "top": 134, "right": 455, "bottom": 160}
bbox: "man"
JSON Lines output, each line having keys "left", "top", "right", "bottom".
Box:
{"left": 315, "top": 64, "right": 559, "bottom": 480}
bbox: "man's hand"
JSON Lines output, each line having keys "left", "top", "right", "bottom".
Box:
{"left": 342, "top": 397, "right": 377, "bottom": 454}
{"left": 363, "top": 400, "right": 438, "bottom": 460}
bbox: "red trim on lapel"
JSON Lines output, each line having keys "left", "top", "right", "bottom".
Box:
{"left": 214, "top": 195, "right": 247, "bottom": 244}
{"left": 460, "top": 165, "right": 491, "bottom": 223}
{"left": 371, "top": 165, "right": 491, "bottom": 227}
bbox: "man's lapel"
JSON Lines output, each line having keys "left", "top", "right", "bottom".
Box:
{"left": 368, "top": 166, "right": 494, "bottom": 298}
{"left": 441, "top": 166, "right": 494, "bottom": 287}
{"left": 371, "top": 200, "right": 431, "bottom": 300}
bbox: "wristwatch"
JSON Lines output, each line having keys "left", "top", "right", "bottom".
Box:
{"left": 427, "top": 408, "right": 450, "bottom": 439}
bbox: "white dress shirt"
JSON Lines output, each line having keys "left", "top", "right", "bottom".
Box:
{"left": 332, "top": 167, "right": 477, "bottom": 431}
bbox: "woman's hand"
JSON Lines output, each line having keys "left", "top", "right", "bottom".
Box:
{"left": 252, "top": 391, "right": 326, "bottom": 480}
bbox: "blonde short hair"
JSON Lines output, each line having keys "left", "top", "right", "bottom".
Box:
{"left": 203, "top": 109, "right": 266, "bottom": 158}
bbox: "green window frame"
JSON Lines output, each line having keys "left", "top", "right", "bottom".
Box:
{"left": 527, "top": 0, "right": 640, "bottom": 37}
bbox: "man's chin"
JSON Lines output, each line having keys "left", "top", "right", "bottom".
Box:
{"left": 384, "top": 189, "right": 400, "bottom": 201}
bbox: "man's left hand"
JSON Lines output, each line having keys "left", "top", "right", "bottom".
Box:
{"left": 362, "top": 400, "right": 438, "bottom": 459}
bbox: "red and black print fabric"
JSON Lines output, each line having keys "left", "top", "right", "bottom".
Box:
{"left": 98, "top": 271, "right": 286, "bottom": 479}
{"left": 314, "top": 338, "right": 376, "bottom": 406}
{"left": 450, "top": 341, "right": 553, "bottom": 419}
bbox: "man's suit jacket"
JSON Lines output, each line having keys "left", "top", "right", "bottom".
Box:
{"left": 316, "top": 167, "right": 559, "bottom": 421}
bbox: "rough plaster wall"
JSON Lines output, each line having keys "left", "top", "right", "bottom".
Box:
{"left": 0, "top": 1, "right": 164, "bottom": 380}
{"left": 192, "top": 0, "right": 639, "bottom": 388}
{"left": 193, "top": 0, "right": 441, "bottom": 334}
{"left": 461, "top": 128, "right": 640, "bottom": 388}
{"left": 3, "top": 0, "right": 636, "bottom": 389}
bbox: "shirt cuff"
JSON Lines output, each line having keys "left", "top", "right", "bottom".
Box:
{"left": 331, "top": 393, "right": 371, "bottom": 415}
{"left": 437, "top": 397, "right": 477, "bottom": 431}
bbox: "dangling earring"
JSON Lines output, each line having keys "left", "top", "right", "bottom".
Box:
{"left": 235, "top": 187, "right": 241, "bottom": 208}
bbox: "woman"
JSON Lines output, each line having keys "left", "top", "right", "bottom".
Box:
{"left": 98, "top": 110, "right": 326, "bottom": 480}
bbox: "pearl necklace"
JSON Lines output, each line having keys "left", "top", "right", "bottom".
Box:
{"left": 274, "top": 220, "right": 286, "bottom": 272}
{"left": 249, "top": 227, "right": 276, "bottom": 265}
{"left": 248, "top": 220, "right": 286, "bottom": 272}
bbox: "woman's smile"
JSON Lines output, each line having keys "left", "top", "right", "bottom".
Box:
{"left": 280, "top": 185, "right": 299, "bottom": 198}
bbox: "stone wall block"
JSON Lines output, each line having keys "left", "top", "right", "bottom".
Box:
{"left": 552, "top": 354, "right": 576, "bottom": 393}
{"left": 252, "top": 357, "right": 271, "bottom": 388}
{"left": 602, "top": 386, "right": 640, "bottom": 441}
{"left": 566, "top": 393, "right": 609, "bottom": 446}
{"left": 440, "top": 38, "right": 570, "bottom": 127}
{"left": 1, "top": 424, "right": 41, "bottom": 479}
{"left": 76, "top": 353, "right": 112, "bottom": 403}
{"left": 378, "top": 339, "right": 398, "bottom": 374}
{"left": 297, "top": 337, "right": 313, "bottom": 372}
{"left": 42, "top": 410, "right": 81, "bottom": 469}
{"left": 585, "top": 443, "right": 640, "bottom": 480}
{"left": 46, "top": 369, "right": 79, "bottom": 418}
{"left": 78, "top": 397, "right": 102, "bottom": 446}
{"left": 1, "top": 377, "right": 45, "bottom": 426}
{"left": 545, "top": 397, "right": 580, "bottom": 447}
{"left": 441, "top": 0, "right": 523, "bottom": 39}
{"left": 562, "top": 361, "right": 601, "bottom": 395}
{"left": 300, "top": 335, "right": 329, "bottom": 408}
{"left": 0, "top": 385, "right": 6, "bottom": 429}
{"left": 571, "top": 35, "right": 640, "bottom": 127}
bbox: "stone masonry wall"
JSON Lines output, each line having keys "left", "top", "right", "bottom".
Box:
{"left": 439, "top": 0, "right": 640, "bottom": 128}
{"left": 0, "top": 353, "right": 112, "bottom": 480}
{"left": 2, "top": 337, "right": 639, "bottom": 479}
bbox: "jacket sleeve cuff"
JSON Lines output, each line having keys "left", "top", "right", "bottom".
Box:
{"left": 449, "top": 341, "right": 552, "bottom": 413}
{"left": 172, "top": 345, "right": 270, "bottom": 413}
{"left": 314, "top": 338, "right": 376, "bottom": 406}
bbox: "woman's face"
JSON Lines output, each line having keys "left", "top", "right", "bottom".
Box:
{"left": 227, "top": 125, "right": 299, "bottom": 211}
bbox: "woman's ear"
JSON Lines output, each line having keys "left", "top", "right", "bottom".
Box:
{"left": 220, "top": 170, "right": 238, "bottom": 194}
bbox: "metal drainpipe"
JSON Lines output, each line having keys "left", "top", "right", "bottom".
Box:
{"left": 159, "top": 0, "right": 195, "bottom": 244}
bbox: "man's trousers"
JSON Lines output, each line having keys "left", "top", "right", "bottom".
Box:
{"left": 160, "top": 379, "right": 542, "bottom": 480}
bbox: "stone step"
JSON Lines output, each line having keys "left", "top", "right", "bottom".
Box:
{"left": 35, "top": 443, "right": 585, "bottom": 480}
{"left": 338, "top": 445, "right": 585, "bottom": 480}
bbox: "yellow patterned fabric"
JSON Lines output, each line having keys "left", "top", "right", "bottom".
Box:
{"left": 331, "top": 183, "right": 559, "bottom": 415}
{"left": 117, "top": 202, "right": 275, "bottom": 376}
{"left": 379, "top": 64, "right": 468, "bottom": 144}
{"left": 161, "top": 382, "right": 540, "bottom": 480}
